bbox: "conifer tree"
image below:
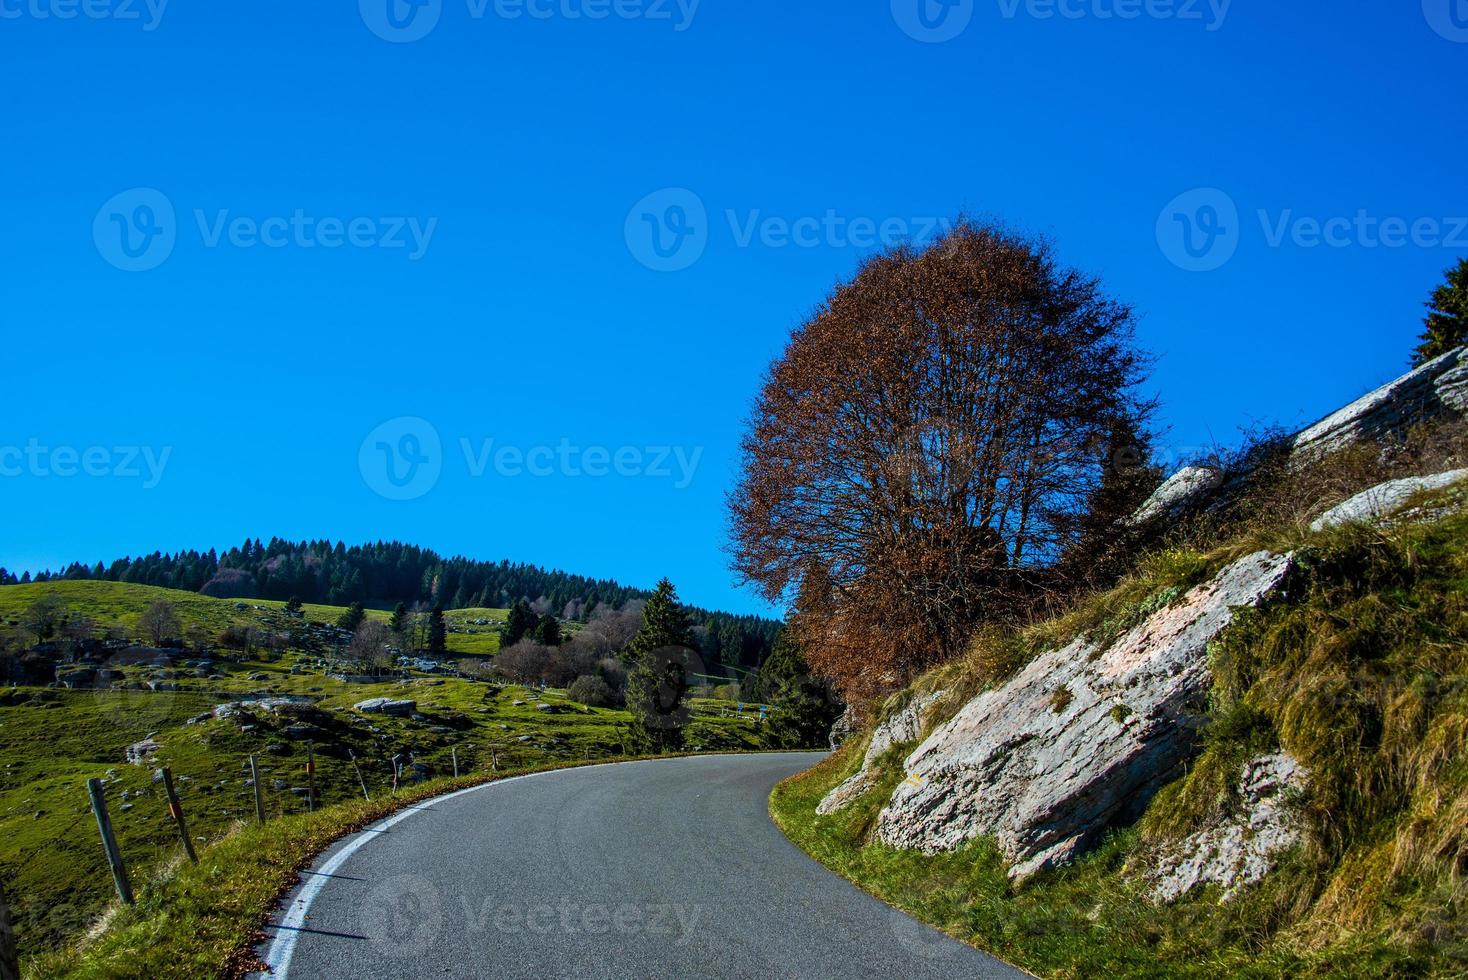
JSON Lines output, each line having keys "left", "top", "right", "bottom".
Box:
{"left": 337, "top": 601, "right": 366, "bottom": 632}
{"left": 1058, "top": 415, "right": 1164, "bottom": 587}
{"left": 1414, "top": 258, "right": 1468, "bottom": 366}
{"left": 760, "top": 629, "right": 841, "bottom": 749}
{"left": 621, "top": 579, "right": 696, "bottom": 664}
{"left": 500, "top": 600, "right": 536, "bottom": 648}
{"left": 533, "top": 614, "right": 561, "bottom": 647}
{"left": 623, "top": 578, "right": 696, "bottom": 752}
{"left": 428, "top": 605, "right": 448, "bottom": 656}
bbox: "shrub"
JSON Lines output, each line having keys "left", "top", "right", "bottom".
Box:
{"left": 567, "top": 674, "right": 614, "bottom": 707}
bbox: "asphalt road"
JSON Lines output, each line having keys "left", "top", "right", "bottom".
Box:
{"left": 253, "top": 753, "right": 1026, "bottom": 980}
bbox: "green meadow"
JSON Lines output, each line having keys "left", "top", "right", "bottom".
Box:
{"left": 0, "top": 581, "right": 763, "bottom": 966}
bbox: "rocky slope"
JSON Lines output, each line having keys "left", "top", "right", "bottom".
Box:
{"left": 872, "top": 551, "right": 1294, "bottom": 880}
{"left": 814, "top": 348, "right": 1468, "bottom": 907}
{"left": 1142, "top": 751, "right": 1307, "bottom": 903}
{"left": 1129, "top": 346, "right": 1468, "bottom": 525}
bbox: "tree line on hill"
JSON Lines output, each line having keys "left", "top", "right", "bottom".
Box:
{"left": 0, "top": 538, "right": 782, "bottom": 673}
{"left": 1, "top": 578, "right": 837, "bottom": 750}
{"left": 1, "top": 539, "right": 644, "bottom": 612}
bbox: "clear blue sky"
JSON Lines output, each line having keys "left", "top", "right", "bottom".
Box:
{"left": 2, "top": 2, "right": 1465, "bottom": 615}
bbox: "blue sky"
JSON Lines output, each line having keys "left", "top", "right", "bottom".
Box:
{"left": 1, "top": 1, "right": 1465, "bottom": 615}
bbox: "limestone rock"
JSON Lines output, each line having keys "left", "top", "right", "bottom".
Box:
{"left": 1291, "top": 347, "right": 1468, "bottom": 461}
{"left": 354, "top": 698, "right": 417, "bottom": 717}
{"left": 213, "top": 697, "right": 314, "bottom": 720}
{"left": 875, "top": 550, "right": 1294, "bottom": 880}
{"left": 1128, "top": 466, "right": 1226, "bottom": 525}
{"left": 1146, "top": 753, "right": 1307, "bottom": 903}
{"left": 124, "top": 739, "right": 160, "bottom": 766}
{"left": 828, "top": 706, "right": 857, "bottom": 750}
{"left": 1309, "top": 469, "right": 1468, "bottom": 532}
{"left": 817, "top": 690, "right": 946, "bottom": 816}
{"left": 1130, "top": 347, "right": 1468, "bottom": 524}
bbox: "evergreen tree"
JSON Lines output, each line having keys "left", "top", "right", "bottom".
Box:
{"left": 337, "top": 601, "right": 366, "bottom": 632}
{"left": 389, "top": 602, "right": 408, "bottom": 635}
{"left": 760, "top": 629, "right": 841, "bottom": 750}
{"left": 428, "top": 605, "right": 448, "bottom": 656}
{"left": 533, "top": 613, "right": 561, "bottom": 647}
{"left": 500, "top": 600, "right": 537, "bottom": 648}
{"left": 1414, "top": 258, "right": 1468, "bottom": 366}
{"left": 285, "top": 595, "right": 303, "bottom": 613}
{"left": 1058, "top": 416, "right": 1164, "bottom": 588}
{"left": 621, "top": 578, "right": 696, "bottom": 664}
{"left": 623, "top": 579, "right": 696, "bottom": 751}
{"left": 625, "top": 647, "right": 691, "bottom": 753}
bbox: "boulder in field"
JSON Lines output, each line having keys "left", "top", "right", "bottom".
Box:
{"left": 828, "top": 706, "right": 857, "bottom": 750}
{"left": 354, "top": 697, "right": 417, "bottom": 717}
{"left": 124, "top": 739, "right": 160, "bottom": 766}
{"left": 1127, "top": 347, "right": 1468, "bottom": 524}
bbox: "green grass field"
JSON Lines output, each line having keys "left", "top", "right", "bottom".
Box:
{"left": 0, "top": 581, "right": 507, "bottom": 658}
{"left": 0, "top": 581, "right": 762, "bottom": 971}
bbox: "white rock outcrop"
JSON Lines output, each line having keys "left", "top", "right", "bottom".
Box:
{"left": 124, "top": 739, "right": 160, "bottom": 766}
{"left": 1291, "top": 347, "right": 1468, "bottom": 461}
{"left": 828, "top": 706, "right": 857, "bottom": 750}
{"left": 354, "top": 697, "right": 417, "bottom": 717}
{"left": 1146, "top": 752, "right": 1307, "bottom": 903}
{"left": 1127, "top": 347, "right": 1468, "bottom": 524}
{"left": 1128, "top": 466, "right": 1226, "bottom": 526}
{"left": 875, "top": 550, "right": 1295, "bottom": 880}
{"left": 1309, "top": 469, "right": 1468, "bottom": 532}
{"left": 817, "top": 690, "right": 946, "bottom": 815}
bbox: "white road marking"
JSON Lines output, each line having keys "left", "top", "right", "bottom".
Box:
{"left": 256, "top": 758, "right": 731, "bottom": 978}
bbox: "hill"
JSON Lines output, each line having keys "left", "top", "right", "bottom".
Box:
{"left": 0, "top": 538, "right": 781, "bottom": 673}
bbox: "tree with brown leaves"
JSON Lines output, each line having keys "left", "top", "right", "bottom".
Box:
{"left": 728, "top": 220, "right": 1152, "bottom": 706}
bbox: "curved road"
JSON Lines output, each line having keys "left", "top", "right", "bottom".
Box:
{"left": 254, "top": 754, "right": 1024, "bottom": 979}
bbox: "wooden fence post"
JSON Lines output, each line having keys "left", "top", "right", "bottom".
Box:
{"left": 249, "top": 755, "right": 265, "bottom": 826}
{"left": 348, "top": 750, "right": 370, "bottom": 801}
{"left": 86, "top": 779, "right": 134, "bottom": 906}
{"left": 0, "top": 886, "right": 19, "bottom": 980}
{"left": 305, "top": 743, "right": 317, "bottom": 813}
{"left": 159, "top": 769, "right": 198, "bottom": 864}
{"left": 391, "top": 754, "right": 402, "bottom": 793}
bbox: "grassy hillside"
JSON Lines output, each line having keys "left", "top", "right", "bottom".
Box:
{"left": 0, "top": 581, "right": 506, "bottom": 658}
{"left": 0, "top": 581, "right": 762, "bottom": 971}
{"left": 771, "top": 480, "right": 1468, "bottom": 977}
